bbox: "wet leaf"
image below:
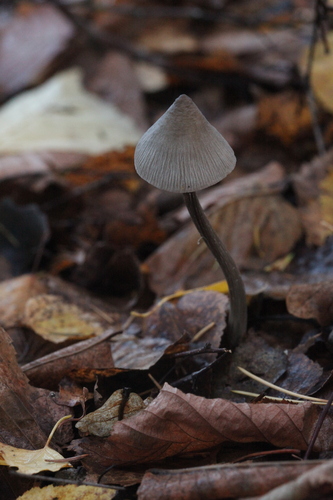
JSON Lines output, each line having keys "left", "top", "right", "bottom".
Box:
{"left": 0, "top": 438, "right": 71, "bottom": 475}
{"left": 76, "top": 389, "right": 151, "bottom": 437}
{"left": 257, "top": 91, "right": 312, "bottom": 145}
{"left": 0, "top": 198, "right": 49, "bottom": 276}
{"left": 71, "top": 383, "right": 333, "bottom": 468}
{"left": 17, "top": 484, "right": 115, "bottom": 500}
{"left": 300, "top": 32, "right": 333, "bottom": 114}
{"left": 23, "top": 294, "right": 104, "bottom": 343}
{"left": 0, "top": 4, "right": 74, "bottom": 97}
{"left": 138, "top": 460, "right": 325, "bottom": 500}
{"left": 0, "top": 327, "right": 72, "bottom": 450}
{"left": 286, "top": 281, "right": 333, "bottom": 326}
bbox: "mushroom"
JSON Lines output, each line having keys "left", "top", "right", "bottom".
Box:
{"left": 134, "top": 94, "right": 247, "bottom": 347}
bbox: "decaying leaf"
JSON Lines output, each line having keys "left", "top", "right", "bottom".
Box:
{"left": 0, "top": 416, "right": 72, "bottom": 474}
{"left": 146, "top": 193, "right": 302, "bottom": 295}
{"left": 17, "top": 484, "right": 116, "bottom": 500}
{"left": 0, "top": 327, "right": 72, "bottom": 450}
{"left": 71, "top": 383, "right": 333, "bottom": 469}
{"left": 0, "top": 274, "right": 47, "bottom": 328}
{"left": 0, "top": 4, "right": 74, "bottom": 97}
{"left": 137, "top": 460, "right": 325, "bottom": 500}
{"left": 300, "top": 32, "right": 333, "bottom": 114}
{"left": 257, "top": 91, "right": 312, "bottom": 145}
{"left": 21, "top": 328, "right": 116, "bottom": 389}
{"left": 0, "top": 68, "right": 142, "bottom": 154}
{"left": 286, "top": 281, "right": 333, "bottom": 326}
{"left": 22, "top": 294, "right": 104, "bottom": 343}
{"left": 76, "top": 389, "right": 151, "bottom": 437}
{"left": 0, "top": 442, "right": 70, "bottom": 475}
{"left": 0, "top": 198, "right": 49, "bottom": 276}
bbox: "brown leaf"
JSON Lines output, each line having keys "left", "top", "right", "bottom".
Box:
{"left": 0, "top": 5, "right": 74, "bottom": 98}
{"left": 22, "top": 328, "right": 115, "bottom": 389}
{"left": 88, "top": 51, "right": 148, "bottom": 131}
{"left": 76, "top": 389, "right": 151, "bottom": 437}
{"left": 257, "top": 91, "right": 312, "bottom": 145}
{"left": 255, "top": 459, "right": 333, "bottom": 500}
{"left": 286, "top": 281, "right": 333, "bottom": 326}
{"left": 0, "top": 152, "right": 88, "bottom": 182}
{"left": 292, "top": 148, "right": 333, "bottom": 245}
{"left": 0, "top": 327, "right": 72, "bottom": 450}
{"left": 142, "top": 290, "right": 227, "bottom": 345}
{"left": 70, "top": 383, "right": 332, "bottom": 468}
{"left": 137, "top": 460, "right": 325, "bottom": 500}
{"left": 146, "top": 194, "right": 302, "bottom": 295}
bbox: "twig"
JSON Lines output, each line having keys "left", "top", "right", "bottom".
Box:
{"left": 304, "top": 389, "right": 333, "bottom": 459}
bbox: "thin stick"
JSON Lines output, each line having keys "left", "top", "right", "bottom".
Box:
{"left": 238, "top": 367, "right": 327, "bottom": 403}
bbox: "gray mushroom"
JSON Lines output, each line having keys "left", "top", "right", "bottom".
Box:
{"left": 135, "top": 94, "right": 247, "bottom": 347}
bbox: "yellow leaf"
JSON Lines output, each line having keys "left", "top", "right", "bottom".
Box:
{"left": 300, "top": 31, "right": 333, "bottom": 113}
{"left": 17, "top": 484, "right": 116, "bottom": 500}
{"left": 23, "top": 294, "right": 104, "bottom": 343}
{"left": 131, "top": 280, "right": 229, "bottom": 318}
{"left": 0, "top": 415, "right": 72, "bottom": 474}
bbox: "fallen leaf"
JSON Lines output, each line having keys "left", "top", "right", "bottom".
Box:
{"left": 22, "top": 328, "right": 116, "bottom": 389}
{"left": 88, "top": 51, "right": 148, "bottom": 131}
{"left": 0, "top": 198, "right": 49, "bottom": 276}
{"left": 257, "top": 91, "right": 312, "bottom": 145}
{"left": 255, "top": 459, "right": 333, "bottom": 500}
{"left": 146, "top": 194, "right": 302, "bottom": 295}
{"left": 0, "top": 327, "right": 72, "bottom": 450}
{"left": 0, "top": 439, "right": 71, "bottom": 475}
{"left": 137, "top": 460, "right": 325, "bottom": 500}
{"left": 70, "top": 383, "right": 333, "bottom": 468}
{"left": 22, "top": 294, "right": 104, "bottom": 343}
{"left": 286, "top": 281, "right": 333, "bottom": 326}
{"left": 142, "top": 290, "right": 227, "bottom": 346}
{"left": 300, "top": 32, "right": 333, "bottom": 113}
{"left": 0, "top": 152, "right": 88, "bottom": 182}
{"left": 17, "top": 484, "right": 115, "bottom": 500}
{"left": 76, "top": 389, "right": 151, "bottom": 437}
{"left": 0, "top": 4, "right": 74, "bottom": 97}
{"left": 0, "top": 68, "right": 142, "bottom": 154}
{"left": 0, "top": 274, "right": 47, "bottom": 328}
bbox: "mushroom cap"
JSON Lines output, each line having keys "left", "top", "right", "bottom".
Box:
{"left": 134, "top": 94, "right": 236, "bottom": 193}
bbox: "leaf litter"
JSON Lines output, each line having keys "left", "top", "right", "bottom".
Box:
{"left": 2, "top": 1, "right": 333, "bottom": 499}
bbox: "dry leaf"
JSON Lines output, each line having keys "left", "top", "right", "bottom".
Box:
{"left": 0, "top": 68, "right": 142, "bottom": 154}
{"left": 257, "top": 91, "right": 312, "bottom": 145}
{"left": 22, "top": 328, "right": 115, "bottom": 389}
{"left": 137, "top": 460, "right": 325, "bottom": 500}
{"left": 0, "top": 152, "right": 88, "bottom": 182}
{"left": 286, "top": 281, "right": 333, "bottom": 326}
{"left": 0, "top": 441, "right": 70, "bottom": 475}
{"left": 0, "top": 327, "right": 72, "bottom": 450}
{"left": 0, "top": 5, "right": 73, "bottom": 97}
{"left": 76, "top": 389, "right": 150, "bottom": 437}
{"left": 146, "top": 194, "right": 302, "bottom": 295}
{"left": 0, "top": 415, "right": 72, "bottom": 474}
{"left": 300, "top": 32, "right": 333, "bottom": 113}
{"left": 23, "top": 294, "right": 104, "bottom": 343}
{"left": 256, "top": 459, "right": 333, "bottom": 500}
{"left": 17, "top": 484, "right": 115, "bottom": 500}
{"left": 71, "top": 383, "right": 332, "bottom": 468}
{"left": 0, "top": 274, "right": 47, "bottom": 328}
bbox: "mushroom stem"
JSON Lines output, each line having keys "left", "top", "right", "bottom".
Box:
{"left": 183, "top": 192, "right": 247, "bottom": 347}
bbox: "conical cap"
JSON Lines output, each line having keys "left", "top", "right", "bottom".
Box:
{"left": 134, "top": 94, "right": 236, "bottom": 193}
